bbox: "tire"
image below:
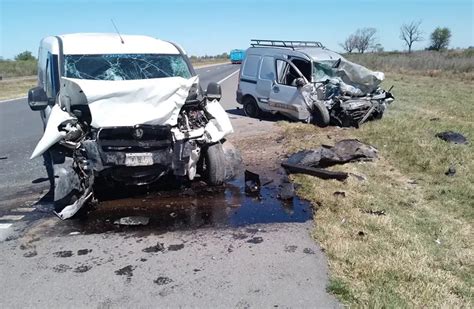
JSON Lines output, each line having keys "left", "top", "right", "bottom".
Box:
{"left": 202, "top": 143, "right": 226, "bottom": 186}
{"left": 311, "top": 101, "right": 330, "bottom": 127}
{"left": 243, "top": 96, "right": 260, "bottom": 118}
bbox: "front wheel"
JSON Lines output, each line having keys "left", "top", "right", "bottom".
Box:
{"left": 311, "top": 101, "right": 330, "bottom": 127}
{"left": 202, "top": 143, "right": 226, "bottom": 186}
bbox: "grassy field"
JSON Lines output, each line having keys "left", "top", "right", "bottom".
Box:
{"left": 280, "top": 73, "right": 473, "bottom": 307}
{"left": 0, "top": 77, "right": 36, "bottom": 100}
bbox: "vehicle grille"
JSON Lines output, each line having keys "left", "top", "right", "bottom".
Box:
{"left": 97, "top": 125, "right": 172, "bottom": 152}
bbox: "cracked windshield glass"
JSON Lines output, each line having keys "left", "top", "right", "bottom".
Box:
{"left": 64, "top": 54, "right": 192, "bottom": 80}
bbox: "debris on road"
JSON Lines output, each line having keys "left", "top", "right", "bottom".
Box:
{"left": 283, "top": 139, "right": 377, "bottom": 180}
{"left": 435, "top": 131, "right": 468, "bottom": 144}
{"left": 445, "top": 165, "right": 456, "bottom": 177}
{"left": 113, "top": 216, "right": 150, "bottom": 226}
{"left": 142, "top": 242, "right": 165, "bottom": 253}
{"left": 361, "top": 209, "right": 386, "bottom": 216}
{"left": 0, "top": 156, "right": 7, "bottom": 160}
{"left": 244, "top": 170, "right": 261, "bottom": 194}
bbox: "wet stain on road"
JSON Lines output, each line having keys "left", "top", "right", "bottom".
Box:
{"left": 53, "top": 264, "right": 72, "bottom": 273}
{"left": 23, "top": 250, "right": 37, "bottom": 257}
{"left": 74, "top": 265, "right": 92, "bottom": 273}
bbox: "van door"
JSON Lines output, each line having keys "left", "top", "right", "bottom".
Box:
{"left": 254, "top": 56, "right": 275, "bottom": 108}
{"left": 268, "top": 59, "right": 307, "bottom": 119}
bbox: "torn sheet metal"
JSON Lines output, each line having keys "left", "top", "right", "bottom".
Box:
{"left": 30, "top": 105, "right": 76, "bottom": 159}
{"left": 204, "top": 100, "right": 234, "bottom": 143}
{"left": 60, "top": 76, "right": 198, "bottom": 128}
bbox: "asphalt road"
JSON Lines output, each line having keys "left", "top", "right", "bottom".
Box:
{"left": 0, "top": 63, "right": 339, "bottom": 308}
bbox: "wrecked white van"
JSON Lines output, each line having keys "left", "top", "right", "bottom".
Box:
{"left": 236, "top": 39, "right": 394, "bottom": 127}
{"left": 28, "top": 33, "right": 234, "bottom": 219}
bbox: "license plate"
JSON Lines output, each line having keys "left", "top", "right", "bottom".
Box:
{"left": 125, "top": 153, "right": 153, "bottom": 166}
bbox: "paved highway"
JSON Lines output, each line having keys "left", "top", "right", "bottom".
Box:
{"left": 0, "top": 63, "right": 338, "bottom": 308}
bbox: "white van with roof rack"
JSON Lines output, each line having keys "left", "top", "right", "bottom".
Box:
{"left": 236, "top": 39, "right": 394, "bottom": 127}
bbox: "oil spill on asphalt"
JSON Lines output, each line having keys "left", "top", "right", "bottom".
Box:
{"left": 51, "top": 176, "right": 312, "bottom": 235}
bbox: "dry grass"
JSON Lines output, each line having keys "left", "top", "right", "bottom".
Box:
{"left": 345, "top": 49, "right": 474, "bottom": 80}
{"left": 0, "top": 60, "right": 37, "bottom": 78}
{"left": 280, "top": 73, "right": 473, "bottom": 307}
{"left": 0, "top": 77, "right": 36, "bottom": 100}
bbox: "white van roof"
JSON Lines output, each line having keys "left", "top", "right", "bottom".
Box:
{"left": 246, "top": 46, "right": 343, "bottom": 63}
{"left": 41, "top": 33, "right": 182, "bottom": 55}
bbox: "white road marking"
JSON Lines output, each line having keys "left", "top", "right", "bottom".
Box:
{"left": 206, "top": 69, "right": 211, "bottom": 72}
{"left": 217, "top": 70, "right": 240, "bottom": 85}
{"left": 0, "top": 223, "right": 13, "bottom": 229}
{"left": 11, "top": 207, "right": 35, "bottom": 213}
{"left": 0, "top": 215, "right": 25, "bottom": 221}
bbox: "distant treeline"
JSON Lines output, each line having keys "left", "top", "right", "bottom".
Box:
{"left": 0, "top": 59, "right": 37, "bottom": 79}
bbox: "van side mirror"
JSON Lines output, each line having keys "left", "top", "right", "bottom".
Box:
{"left": 28, "top": 87, "right": 49, "bottom": 111}
{"left": 206, "top": 82, "right": 222, "bottom": 101}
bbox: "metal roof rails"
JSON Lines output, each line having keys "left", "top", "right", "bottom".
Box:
{"left": 250, "top": 39, "right": 324, "bottom": 49}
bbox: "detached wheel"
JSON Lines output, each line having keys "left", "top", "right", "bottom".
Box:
{"left": 202, "top": 143, "right": 225, "bottom": 186}
{"left": 311, "top": 101, "right": 330, "bottom": 127}
{"left": 243, "top": 96, "right": 260, "bottom": 118}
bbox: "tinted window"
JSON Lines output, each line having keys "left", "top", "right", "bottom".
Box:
{"left": 64, "top": 54, "right": 191, "bottom": 80}
{"left": 242, "top": 55, "right": 260, "bottom": 78}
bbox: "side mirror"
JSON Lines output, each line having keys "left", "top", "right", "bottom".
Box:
{"left": 206, "top": 82, "right": 222, "bottom": 101}
{"left": 28, "top": 87, "right": 49, "bottom": 111}
{"left": 295, "top": 77, "right": 306, "bottom": 88}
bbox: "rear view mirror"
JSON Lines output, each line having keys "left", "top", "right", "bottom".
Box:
{"left": 28, "top": 87, "right": 49, "bottom": 111}
{"left": 206, "top": 82, "right": 222, "bottom": 101}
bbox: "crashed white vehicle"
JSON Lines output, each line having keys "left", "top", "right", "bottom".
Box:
{"left": 236, "top": 39, "right": 394, "bottom": 127}
{"left": 28, "top": 33, "right": 234, "bottom": 219}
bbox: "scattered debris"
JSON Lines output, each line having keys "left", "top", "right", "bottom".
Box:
{"left": 247, "top": 237, "right": 264, "bottom": 244}
{"left": 167, "top": 244, "right": 185, "bottom": 251}
{"left": 284, "top": 245, "right": 298, "bottom": 253}
{"left": 0, "top": 156, "right": 7, "bottom": 160}
{"left": 113, "top": 216, "right": 150, "bottom": 226}
{"left": 69, "top": 231, "right": 80, "bottom": 236}
{"left": 283, "top": 139, "right": 377, "bottom": 180}
{"left": 74, "top": 265, "right": 92, "bottom": 273}
{"left": 362, "top": 209, "right": 386, "bottom": 216}
{"left": 245, "top": 170, "right": 261, "bottom": 194}
{"left": 303, "top": 248, "right": 315, "bottom": 254}
{"left": 77, "top": 249, "right": 92, "bottom": 256}
{"left": 53, "top": 250, "right": 73, "bottom": 258}
{"left": 350, "top": 173, "right": 367, "bottom": 182}
{"left": 435, "top": 238, "right": 441, "bottom": 245}
{"left": 169, "top": 212, "right": 178, "bottom": 218}
{"left": 53, "top": 264, "right": 72, "bottom": 273}
{"left": 23, "top": 251, "right": 37, "bottom": 258}
{"left": 278, "top": 181, "right": 295, "bottom": 200}
{"left": 333, "top": 191, "right": 346, "bottom": 198}
{"left": 154, "top": 276, "right": 173, "bottom": 285}
{"left": 435, "top": 131, "right": 468, "bottom": 144}
{"left": 142, "top": 243, "right": 165, "bottom": 253}
{"left": 114, "top": 265, "right": 135, "bottom": 282}
{"left": 429, "top": 117, "right": 440, "bottom": 121}
{"left": 357, "top": 231, "right": 365, "bottom": 237}
{"left": 445, "top": 165, "right": 456, "bottom": 177}
{"left": 232, "top": 233, "right": 248, "bottom": 240}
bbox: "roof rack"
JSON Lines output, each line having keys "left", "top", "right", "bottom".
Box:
{"left": 250, "top": 39, "right": 324, "bottom": 49}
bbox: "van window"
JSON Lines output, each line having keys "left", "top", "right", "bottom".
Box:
{"left": 242, "top": 55, "right": 260, "bottom": 78}
{"left": 275, "top": 59, "right": 290, "bottom": 85}
{"left": 259, "top": 56, "right": 275, "bottom": 80}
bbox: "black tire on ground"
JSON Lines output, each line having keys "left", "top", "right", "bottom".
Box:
{"left": 203, "top": 143, "right": 226, "bottom": 186}
{"left": 311, "top": 101, "right": 330, "bottom": 127}
{"left": 243, "top": 96, "right": 260, "bottom": 118}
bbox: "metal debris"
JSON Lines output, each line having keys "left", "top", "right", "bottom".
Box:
{"left": 113, "top": 216, "right": 150, "bottom": 226}
{"left": 435, "top": 131, "right": 468, "bottom": 144}
{"left": 244, "top": 170, "right": 261, "bottom": 194}
{"left": 445, "top": 165, "right": 456, "bottom": 177}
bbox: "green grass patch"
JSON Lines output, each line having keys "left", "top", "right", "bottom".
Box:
{"left": 281, "top": 73, "right": 473, "bottom": 307}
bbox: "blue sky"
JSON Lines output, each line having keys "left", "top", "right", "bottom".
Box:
{"left": 0, "top": 0, "right": 473, "bottom": 59}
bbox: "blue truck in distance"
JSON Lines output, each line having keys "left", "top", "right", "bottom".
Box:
{"left": 229, "top": 49, "right": 245, "bottom": 64}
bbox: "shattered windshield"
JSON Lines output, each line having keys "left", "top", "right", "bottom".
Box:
{"left": 64, "top": 54, "right": 192, "bottom": 80}
{"left": 312, "top": 61, "right": 337, "bottom": 82}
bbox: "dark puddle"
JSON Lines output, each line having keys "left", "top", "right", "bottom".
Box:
{"left": 50, "top": 174, "right": 312, "bottom": 235}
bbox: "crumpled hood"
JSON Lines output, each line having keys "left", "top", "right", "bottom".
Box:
{"left": 60, "top": 76, "right": 198, "bottom": 128}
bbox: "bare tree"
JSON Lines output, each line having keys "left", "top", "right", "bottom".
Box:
{"left": 340, "top": 34, "right": 358, "bottom": 53}
{"left": 354, "top": 28, "right": 377, "bottom": 53}
{"left": 400, "top": 21, "right": 423, "bottom": 53}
